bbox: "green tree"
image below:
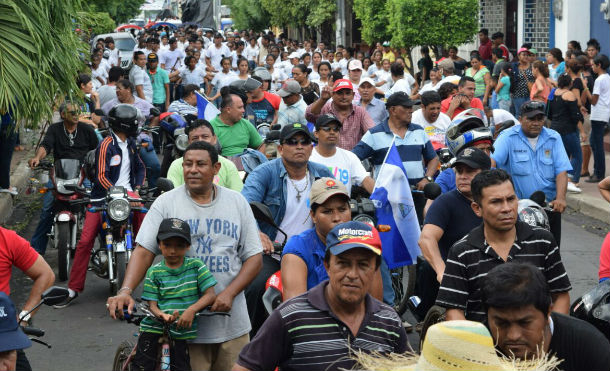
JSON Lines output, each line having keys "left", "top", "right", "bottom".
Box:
{"left": 260, "top": 0, "right": 335, "bottom": 29}
{"left": 0, "top": 0, "right": 86, "bottom": 128}
{"left": 227, "top": 0, "right": 270, "bottom": 31}
{"left": 88, "top": 0, "right": 145, "bottom": 24}
{"left": 78, "top": 11, "right": 117, "bottom": 35}
{"left": 386, "top": 0, "right": 478, "bottom": 48}
{"left": 353, "top": 0, "right": 391, "bottom": 45}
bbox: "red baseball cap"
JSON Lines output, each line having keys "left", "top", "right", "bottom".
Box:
{"left": 333, "top": 79, "right": 354, "bottom": 92}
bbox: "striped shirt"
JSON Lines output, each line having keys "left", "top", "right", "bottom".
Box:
{"left": 436, "top": 221, "right": 571, "bottom": 323}
{"left": 140, "top": 257, "right": 217, "bottom": 339}
{"left": 352, "top": 120, "right": 437, "bottom": 186}
{"left": 236, "top": 281, "right": 409, "bottom": 371}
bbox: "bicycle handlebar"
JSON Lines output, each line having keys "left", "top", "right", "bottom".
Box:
{"left": 21, "top": 326, "right": 45, "bottom": 337}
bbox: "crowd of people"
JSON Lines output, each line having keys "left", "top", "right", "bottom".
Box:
{"left": 2, "top": 23, "right": 610, "bottom": 371}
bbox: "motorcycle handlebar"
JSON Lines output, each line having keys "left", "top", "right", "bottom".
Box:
{"left": 21, "top": 326, "right": 45, "bottom": 337}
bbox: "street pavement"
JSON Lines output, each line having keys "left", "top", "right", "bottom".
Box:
{"left": 6, "top": 190, "right": 608, "bottom": 370}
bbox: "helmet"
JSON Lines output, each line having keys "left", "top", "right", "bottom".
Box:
{"left": 445, "top": 108, "right": 492, "bottom": 155}
{"left": 108, "top": 104, "right": 139, "bottom": 137}
{"left": 83, "top": 149, "right": 97, "bottom": 182}
{"left": 517, "top": 199, "right": 550, "bottom": 231}
{"left": 571, "top": 280, "right": 610, "bottom": 340}
{"left": 252, "top": 67, "right": 272, "bottom": 81}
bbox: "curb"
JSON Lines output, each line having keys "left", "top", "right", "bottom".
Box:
{"left": 567, "top": 192, "right": 610, "bottom": 225}
{"left": 0, "top": 148, "right": 35, "bottom": 225}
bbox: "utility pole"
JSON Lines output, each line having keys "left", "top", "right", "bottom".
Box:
{"left": 335, "top": 0, "right": 346, "bottom": 46}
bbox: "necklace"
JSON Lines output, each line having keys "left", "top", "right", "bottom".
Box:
{"left": 64, "top": 125, "right": 77, "bottom": 147}
{"left": 288, "top": 170, "right": 309, "bottom": 202}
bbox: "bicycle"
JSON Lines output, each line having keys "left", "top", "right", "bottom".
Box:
{"left": 112, "top": 303, "right": 230, "bottom": 371}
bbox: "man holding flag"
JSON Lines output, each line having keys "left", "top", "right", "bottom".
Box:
{"left": 353, "top": 92, "right": 438, "bottom": 308}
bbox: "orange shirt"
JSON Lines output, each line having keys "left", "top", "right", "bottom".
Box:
{"left": 440, "top": 95, "right": 484, "bottom": 119}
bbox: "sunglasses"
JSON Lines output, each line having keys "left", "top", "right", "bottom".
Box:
{"left": 67, "top": 110, "right": 81, "bottom": 115}
{"left": 319, "top": 126, "right": 340, "bottom": 133}
{"left": 283, "top": 138, "right": 312, "bottom": 146}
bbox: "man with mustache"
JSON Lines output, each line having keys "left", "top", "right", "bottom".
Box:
{"left": 436, "top": 169, "right": 571, "bottom": 322}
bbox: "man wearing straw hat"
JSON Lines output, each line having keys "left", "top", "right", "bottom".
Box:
{"left": 232, "top": 221, "right": 408, "bottom": 371}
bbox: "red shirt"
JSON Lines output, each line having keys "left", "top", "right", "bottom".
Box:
{"left": 0, "top": 227, "right": 39, "bottom": 294}
{"left": 599, "top": 233, "right": 610, "bottom": 282}
{"left": 479, "top": 39, "right": 492, "bottom": 60}
{"left": 440, "top": 95, "right": 485, "bottom": 119}
{"left": 262, "top": 91, "right": 281, "bottom": 111}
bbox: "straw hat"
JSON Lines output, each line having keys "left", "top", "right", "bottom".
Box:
{"left": 354, "top": 320, "right": 560, "bottom": 371}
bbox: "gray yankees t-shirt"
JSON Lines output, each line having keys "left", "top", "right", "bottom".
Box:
{"left": 136, "top": 185, "right": 263, "bottom": 343}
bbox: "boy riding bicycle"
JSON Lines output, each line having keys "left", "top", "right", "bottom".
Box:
{"left": 133, "top": 218, "right": 217, "bottom": 371}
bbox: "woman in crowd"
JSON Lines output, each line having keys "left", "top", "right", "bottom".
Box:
{"left": 417, "top": 67, "right": 442, "bottom": 97}
{"left": 207, "top": 57, "right": 237, "bottom": 101}
{"left": 309, "top": 52, "right": 323, "bottom": 81}
{"left": 368, "top": 50, "right": 383, "bottom": 79}
{"left": 292, "top": 63, "right": 320, "bottom": 105}
{"left": 180, "top": 55, "right": 207, "bottom": 89}
{"left": 547, "top": 74, "right": 585, "bottom": 193}
{"left": 547, "top": 48, "right": 566, "bottom": 81}
{"left": 312, "top": 61, "right": 332, "bottom": 89}
{"left": 465, "top": 54, "right": 491, "bottom": 105}
{"left": 362, "top": 57, "right": 372, "bottom": 78}
{"left": 236, "top": 57, "right": 250, "bottom": 80}
{"left": 494, "top": 62, "right": 512, "bottom": 112}
{"left": 512, "top": 48, "right": 535, "bottom": 116}
{"left": 76, "top": 74, "right": 102, "bottom": 129}
{"left": 265, "top": 54, "right": 287, "bottom": 92}
{"left": 530, "top": 60, "right": 553, "bottom": 103}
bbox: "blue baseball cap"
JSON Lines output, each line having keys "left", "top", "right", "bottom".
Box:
{"left": 0, "top": 292, "right": 31, "bottom": 352}
{"left": 326, "top": 221, "right": 382, "bottom": 257}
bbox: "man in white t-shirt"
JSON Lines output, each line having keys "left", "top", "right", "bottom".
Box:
{"left": 411, "top": 91, "right": 452, "bottom": 148}
{"left": 483, "top": 106, "right": 520, "bottom": 127}
{"left": 386, "top": 62, "right": 414, "bottom": 98}
{"left": 310, "top": 114, "right": 374, "bottom": 195}
{"left": 129, "top": 51, "right": 153, "bottom": 103}
{"left": 160, "top": 37, "right": 186, "bottom": 73}
{"left": 206, "top": 33, "right": 231, "bottom": 72}
{"left": 588, "top": 54, "right": 610, "bottom": 182}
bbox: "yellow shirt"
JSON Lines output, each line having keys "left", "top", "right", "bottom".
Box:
{"left": 382, "top": 51, "right": 396, "bottom": 63}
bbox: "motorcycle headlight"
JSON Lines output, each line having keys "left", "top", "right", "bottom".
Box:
{"left": 175, "top": 133, "right": 189, "bottom": 152}
{"left": 108, "top": 198, "right": 130, "bottom": 222}
{"left": 353, "top": 213, "right": 375, "bottom": 228}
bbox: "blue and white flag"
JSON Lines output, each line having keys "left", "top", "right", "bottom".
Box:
{"left": 196, "top": 91, "right": 220, "bottom": 121}
{"left": 370, "top": 139, "right": 421, "bottom": 269}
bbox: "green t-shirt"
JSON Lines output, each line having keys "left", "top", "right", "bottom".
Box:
{"left": 166, "top": 155, "right": 244, "bottom": 192}
{"left": 140, "top": 257, "right": 217, "bottom": 339}
{"left": 147, "top": 68, "right": 170, "bottom": 104}
{"left": 210, "top": 116, "right": 263, "bottom": 156}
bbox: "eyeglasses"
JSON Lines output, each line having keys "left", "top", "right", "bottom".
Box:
{"left": 319, "top": 126, "right": 340, "bottom": 133}
{"left": 283, "top": 138, "right": 312, "bottom": 146}
{"left": 67, "top": 110, "right": 81, "bottom": 115}
{"left": 521, "top": 101, "right": 546, "bottom": 113}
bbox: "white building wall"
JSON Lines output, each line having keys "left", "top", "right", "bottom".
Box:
{"left": 554, "top": 0, "right": 591, "bottom": 51}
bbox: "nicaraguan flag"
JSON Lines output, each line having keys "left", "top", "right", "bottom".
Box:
{"left": 196, "top": 91, "right": 220, "bottom": 121}
{"left": 370, "top": 140, "right": 421, "bottom": 269}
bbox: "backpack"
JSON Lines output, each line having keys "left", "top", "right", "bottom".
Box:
{"left": 509, "top": 62, "right": 519, "bottom": 94}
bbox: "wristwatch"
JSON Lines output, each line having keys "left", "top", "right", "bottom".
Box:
{"left": 425, "top": 176, "right": 434, "bottom": 183}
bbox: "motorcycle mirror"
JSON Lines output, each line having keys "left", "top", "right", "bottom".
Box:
{"left": 423, "top": 182, "right": 442, "bottom": 201}
{"left": 155, "top": 178, "right": 175, "bottom": 195}
{"left": 265, "top": 130, "right": 281, "bottom": 142}
{"left": 250, "top": 202, "right": 277, "bottom": 228}
{"left": 41, "top": 286, "right": 70, "bottom": 306}
{"left": 149, "top": 107, "right": 161, "bottom": 117}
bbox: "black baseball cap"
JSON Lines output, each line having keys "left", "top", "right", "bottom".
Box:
{"left": 280, "top": 123, "right": 315, "bottom": 142}
{"left": 315, "top": 114, "right": 342, "bottom": 129}
{"left": 520, "top": 101, "right": 546, "bottom": 119}
{"left": 147, "top": 53, "right": 158, "bottom": 62}
{"left": 157, "top": 218, "right": 191, "bottom": 245}
{"left": 386, "top": 92, "right": 419, "bottom": 108}
{"left": 452, "top": 147, "right": 491, "bottom": 170}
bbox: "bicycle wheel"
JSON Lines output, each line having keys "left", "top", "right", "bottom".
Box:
{"left": 391, "top": 264, "right": 417, "bottom": 316}
{"left": 419, "top": 305, "right": 446, "bottom": 350}
{"left": 112, "top": 340, "right": 135, "bottom": 371}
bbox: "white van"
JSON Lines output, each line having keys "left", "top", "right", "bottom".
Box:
{"left": 92, "top": 33, "right": 137, "bottom": 71}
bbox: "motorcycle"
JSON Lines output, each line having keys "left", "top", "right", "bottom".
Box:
{"left": 571, "top": 279, "right": 610, "bottom": 341}
{"left": 159, "top": 112, "right": 188, "bottom": 177}
{"left": 31, "top": 159, "right": 89, "bottom": 282}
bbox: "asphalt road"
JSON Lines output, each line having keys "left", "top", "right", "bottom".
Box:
{"left": 6, "top": 190, "right": 609, "bottom": 371}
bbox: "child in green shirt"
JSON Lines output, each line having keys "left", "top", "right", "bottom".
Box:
{"left": 133, "top": 218, "right": 217, "bottom": 371}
